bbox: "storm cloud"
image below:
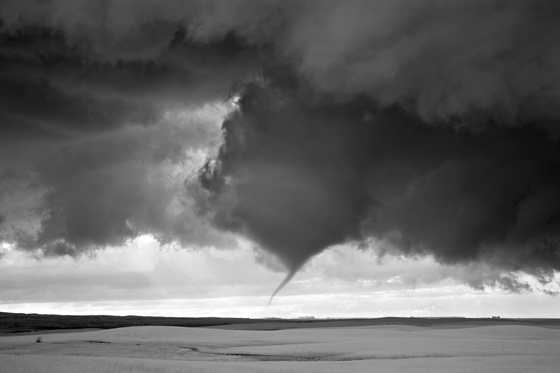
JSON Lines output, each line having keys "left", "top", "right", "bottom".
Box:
{"left": 1, "top": 0, "right": 559, "bottom": 293}
{"left": 199, "top": 80, "right": 560, "bottom": 294}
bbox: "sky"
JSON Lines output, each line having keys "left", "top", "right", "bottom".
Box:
{"left": 1, "top": 0, "right": 559, "bottom": 318}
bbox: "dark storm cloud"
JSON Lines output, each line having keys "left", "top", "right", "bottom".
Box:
{"left": 4, "top": 109, "right": 237, "bottom": 257}
{"left": 199, "top": 78, "right": 560, "bottom": 293}
{"left": 0, "top": 0, "right": 265, "bottom": 256}
{"left": 0, "top": 25, "right": 256, "bottom": 139}
{"left": 1, "top": 0, "right": 559, "bottom": 292}
{"left": 200, "top": 84, "right": 377, "bottom": 270}
{"left": 33, "top": 121, "right": 228, "bottom": 254}
{"left": 3, "top": 1, "right": 560, "bottom": 126}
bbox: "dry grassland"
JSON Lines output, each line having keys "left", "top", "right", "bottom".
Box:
{"left": 1, "top": 320, "right": 559, "bottom": 372}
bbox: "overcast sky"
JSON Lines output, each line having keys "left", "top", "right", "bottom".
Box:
{"left": 1, "top": 0, "right": 559, "bottom": 318}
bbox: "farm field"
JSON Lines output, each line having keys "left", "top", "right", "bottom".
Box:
{"left": 1, "top": 319, "right": 559, "bottom": 372}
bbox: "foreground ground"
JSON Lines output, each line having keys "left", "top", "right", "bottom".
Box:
{"left": 1, "top": 319, "right": 559, "bottom": 372}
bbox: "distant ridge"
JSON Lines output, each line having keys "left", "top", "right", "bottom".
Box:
{"left": 1, "top": 312, "right": 559, "bottom": 334}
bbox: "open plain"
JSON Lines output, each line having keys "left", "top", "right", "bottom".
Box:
{"left": 1, "top": 317, "right": 559, "bottom": 373}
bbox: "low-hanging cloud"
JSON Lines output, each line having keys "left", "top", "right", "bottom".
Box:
{"left": 199, "top": 81, "right": 560, "bottom": 294}
{"left": 1, "top": 0, "right": 559, "bottom": 294}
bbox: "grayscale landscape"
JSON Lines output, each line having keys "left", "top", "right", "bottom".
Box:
{"left": 1, "top": 1, "right": 560, "bottom": 371}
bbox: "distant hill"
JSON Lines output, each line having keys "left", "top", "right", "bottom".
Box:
{"left": 0, "top": 312, "right": 267, "bottom": 333}
{"left": 1, "top": 312, "right": 559, "bottom": 334}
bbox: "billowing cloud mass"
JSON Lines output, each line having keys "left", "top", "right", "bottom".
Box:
{"left": 199, "top": 80, "right": 560, "bottom": 295}
{"left": 1, "top": 0, "right": 559, "bottom": 293}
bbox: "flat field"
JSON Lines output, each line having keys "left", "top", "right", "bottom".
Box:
{"left": 1, "top": 319, "right": 559, "bottom": 372}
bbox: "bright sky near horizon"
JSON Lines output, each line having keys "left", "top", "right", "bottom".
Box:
{"left": 2, "top": 236, "right": 558, "bottom": 318}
